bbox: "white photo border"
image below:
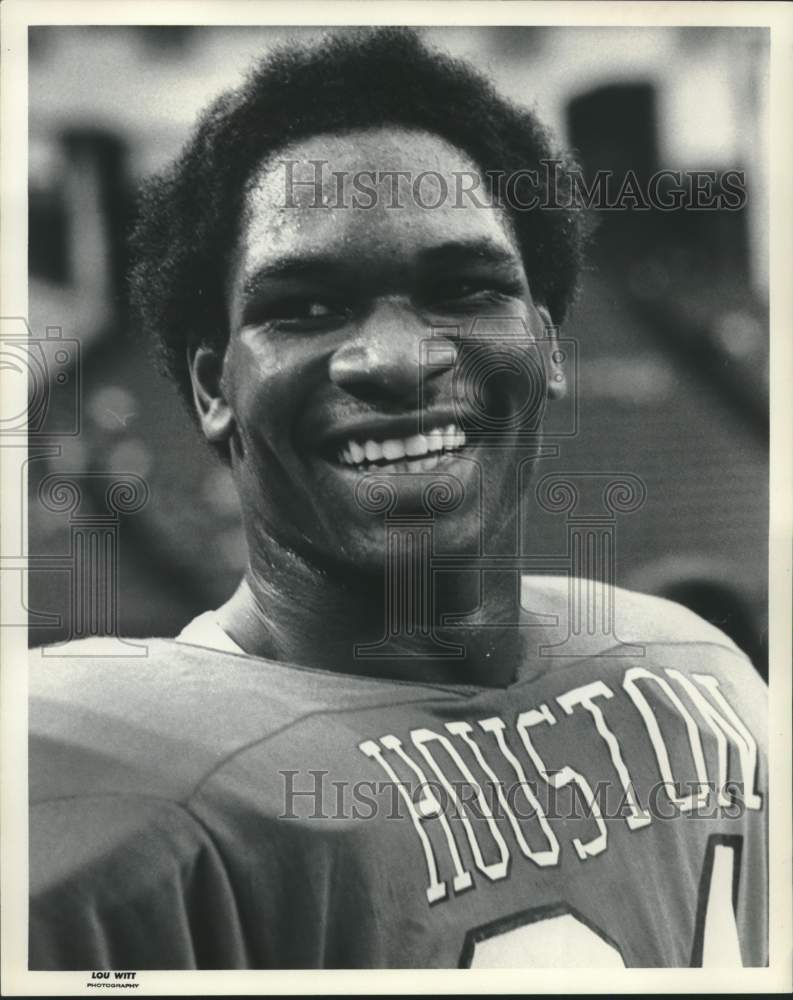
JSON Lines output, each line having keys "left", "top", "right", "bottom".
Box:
{"left": 2, "top": 1, "right": 791, "bottom": 995}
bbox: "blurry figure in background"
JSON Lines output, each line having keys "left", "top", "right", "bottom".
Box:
{"left": 28, "top": 28, "right": 768, "bottom": 970}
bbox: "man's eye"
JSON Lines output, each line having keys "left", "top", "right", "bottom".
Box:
{"left": 436, "top": 280, "right": 483, "bottom": 300}
{"left": 263, "top": 298, "right": 349, "bottom": 327}
{"left": 277, "top": 300, "right": 337, "bottom": 319}
{"left": 429, "top": 278, "right": 522, "bottom": 308}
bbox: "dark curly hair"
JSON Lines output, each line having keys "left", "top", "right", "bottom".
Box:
{"left": 129, "top": 27, "right": 586, "bottom": 406}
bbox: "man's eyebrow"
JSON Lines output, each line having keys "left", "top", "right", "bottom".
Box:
{"left": 241, "top": 255, "right": 345, "bottom": 296}
{"left": 418, "top": 239, "right": 522, "bottom": 269}
{"left": 240, "top": 239, "right": 523, "bottom": 298}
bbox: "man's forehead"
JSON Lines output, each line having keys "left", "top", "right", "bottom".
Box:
{"left": 235, "top": 126, "right": 519, "bottom": 272}
{"left": 248, "top": 126, "right": 483, "bottom": 201}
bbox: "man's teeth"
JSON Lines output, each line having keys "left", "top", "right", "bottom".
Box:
{"left": 337, "top": 425, "right": 466, "bottom": 466}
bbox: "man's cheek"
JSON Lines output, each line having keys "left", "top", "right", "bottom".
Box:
{"left": 454, "top": 345, "right": 545, "bottom": 431}
{"left": 231, "top": 350, "right": 295, "bottom": 435}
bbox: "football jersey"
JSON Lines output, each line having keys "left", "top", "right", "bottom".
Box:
{"left": 28, "top": 580, "right": 768, "bottom": 969}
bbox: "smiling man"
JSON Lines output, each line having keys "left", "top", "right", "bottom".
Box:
{"left": 183, "top": 122, "right": 567, "bottom": 685}
{"left": 29, "top": 28, "right": 767, "bottom": 970}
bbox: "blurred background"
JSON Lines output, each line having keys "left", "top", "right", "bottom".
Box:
{"left": 25, "top": 26, "right": 769, "bottom": 677}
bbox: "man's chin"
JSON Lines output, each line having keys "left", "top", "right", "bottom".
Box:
{"left": 314, "top": 446, "right": 484, "bottom": 516}
{"left": 280, "top": 443, "right": 530, "bottom": 576}
{"left": 312, "top": 516, "right": 484, "bottom": 581}
{"left": 302, "top": 456, "right": 485, "bottom": 575}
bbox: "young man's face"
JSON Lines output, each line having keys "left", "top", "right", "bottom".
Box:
{"left": 197, "top": 127, "right": 563, "bottom": 571}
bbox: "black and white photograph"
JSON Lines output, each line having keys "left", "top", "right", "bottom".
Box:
{"left": 1, "top": 1, "right": 791, "bottom": 994}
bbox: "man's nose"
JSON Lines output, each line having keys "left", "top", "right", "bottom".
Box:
{"left": 328, "top": 301, "right": 457, "bottom": 405}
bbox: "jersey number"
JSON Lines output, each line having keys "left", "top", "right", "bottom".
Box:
{"left": 464, "top": 835, "right": 743, "bottom": 968}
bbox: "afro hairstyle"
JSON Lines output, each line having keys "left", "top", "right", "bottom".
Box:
{"left": 129, "top": 27, "right": 587, "bottom": 406}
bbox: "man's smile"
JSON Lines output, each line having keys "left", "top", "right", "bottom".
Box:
{"left": 333, "top": 422, "right": 468, "bottom": 473}
{"left": 312, "top": 405, "right": 474, "bottom": 476}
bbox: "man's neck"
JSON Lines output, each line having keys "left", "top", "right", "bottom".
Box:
{"left": 215, "top": 542, "right": 531, "bottom": 687}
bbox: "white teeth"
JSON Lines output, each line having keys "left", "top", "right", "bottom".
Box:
{"left": 427, "top": 428, "right": 444, "bottom": 453}
{"left": 382, "top": 438, "right": 405, "bottom": 461}
{"left": 405, "top": 434, "right": 428, "bottom": 457}
{"left": 336, "top": 426, "right": 466, "bottom": 466}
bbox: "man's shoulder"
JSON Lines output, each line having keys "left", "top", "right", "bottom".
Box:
{"left": 522, "top": 575, "right": 767, "bottom": 751}
{"left": 29, "top": 634, "right": 240, "bottom": 696}
{"left": 28, "top": 637, "right": 321, "bottom": 803}
{"left": 28, "top": 635, "right": 437, "bottom": 803}
{"left": 523, "top": 575, "right": 753, "bottom": 661}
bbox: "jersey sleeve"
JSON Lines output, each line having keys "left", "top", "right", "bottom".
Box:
{"left": 29, "top": 796, "right": 248, "bottom": 970}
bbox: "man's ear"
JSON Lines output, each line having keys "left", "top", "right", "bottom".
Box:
{"left": 535, "top": 304, "right": 567, "bottom": 400}
{"left": 188, "top": 344, "right": 235, "bottom": 443}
